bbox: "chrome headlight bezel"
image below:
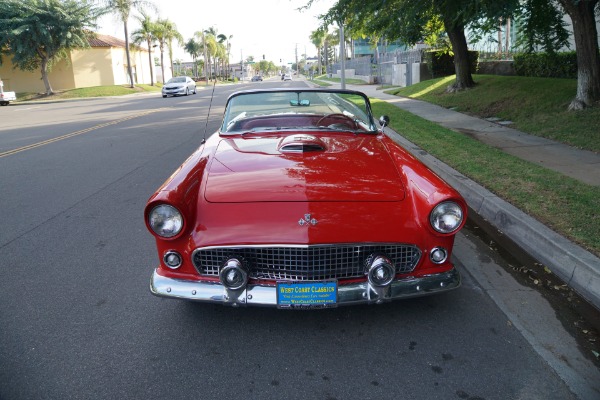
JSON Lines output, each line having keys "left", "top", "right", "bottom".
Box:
{"left": 429, "top": 201, "right": 464, "bottom": 234}
{"left": 148, "top": 204, "right": 184, "bottom": 238}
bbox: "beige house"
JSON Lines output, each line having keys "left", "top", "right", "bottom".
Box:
{"left": 0, "top": 33, "right": 157, "bottom": 93}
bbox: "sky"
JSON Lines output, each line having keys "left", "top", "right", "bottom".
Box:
{"left": 97, "top": 0, "right": 337, "bottom": 64}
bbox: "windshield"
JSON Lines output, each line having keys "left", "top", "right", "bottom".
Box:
{"left": 221, "top": 89, "right": 378, "bottom": 134}
{"left": 168, "top": 77, "right": 187, "bottom": 83}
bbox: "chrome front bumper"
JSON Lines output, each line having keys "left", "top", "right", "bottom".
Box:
{"left": 150, "top": 268, "right": 460, "bottom": 307}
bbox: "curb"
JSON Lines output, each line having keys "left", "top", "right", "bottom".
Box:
{"left": 386, "top": 128, "right": 600, "bottom": 311}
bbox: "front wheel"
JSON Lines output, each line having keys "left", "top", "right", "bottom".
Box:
{"left": 0, "top": 101, "right": 8, "bottom": 106}
{"left": 162, "top": 95, "right": 167, "bottom": 98}
{"left": 185, "top": 88, "right": 189, "bottom": 96}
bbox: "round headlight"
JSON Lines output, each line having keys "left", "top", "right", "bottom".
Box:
{"left": 148, "top": 204, "right": 183, "bottom": 238}
{"left": 430, "top": 201, "right": 464, "bottom": 234}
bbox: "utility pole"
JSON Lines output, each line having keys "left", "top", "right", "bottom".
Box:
{"left": 295, "top": 44, "right": 298, "bottom": 76}
{"left": 339, "top": 22, "right": 346, "bottom": 89}
{"left": 241, "top": 49, "right": 244, "bottom": 81}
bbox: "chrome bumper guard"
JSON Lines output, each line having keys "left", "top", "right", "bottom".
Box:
{"left": 150, "top": 268, "right": 460, "bottom": 307}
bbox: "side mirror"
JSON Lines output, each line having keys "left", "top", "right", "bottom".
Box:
{"left": 379, "top": 115, "right": 390, "bottom": 129}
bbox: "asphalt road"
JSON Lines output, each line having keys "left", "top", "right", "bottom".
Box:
{"left": 0, "top": 80, "right": 598, "bottom": 400}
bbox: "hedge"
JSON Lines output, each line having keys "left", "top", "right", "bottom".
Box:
{"left": 513, "top": 52, "right": 578, "bottom": 79}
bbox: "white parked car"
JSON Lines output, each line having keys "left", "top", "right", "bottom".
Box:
{"left": 0, "top": 90, "right": 16, "bottom": 106}
{"left": 162, "top": 76, "right": 197, "bottom": 98}
{"left": 0, "top": 79, "right": 16, "bottom": 106}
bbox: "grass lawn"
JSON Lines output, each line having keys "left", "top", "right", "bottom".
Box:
{"left": 371, "top": 99, "right": 600, "bottom": 257}
{"left": 16, "top": 84, "right": 162, "bottom": 102}
{"left": 386, "top": 75, "right": 600, "bottom": 153}
{"left": 312, "top": 75, "right": 367, "bottom": 87}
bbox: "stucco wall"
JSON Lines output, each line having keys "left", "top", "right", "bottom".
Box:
{"left": 72, "top": 48, "right": 116, "bottom": 87}
{"left": 0, "top": 57, "right": 75, "bottom": 93}
{"left": 0, "top": 45, "right": 155, "bottom": 93}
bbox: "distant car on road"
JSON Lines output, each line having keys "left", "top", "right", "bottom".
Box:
{"left": 162, "top": 76, "right": 197, "bottom": 98}
{"left": 283, "top": 73, "right": 292, "bottom": 81}
{"left": 251, "top": 75, "right": 263, "bottom": 82}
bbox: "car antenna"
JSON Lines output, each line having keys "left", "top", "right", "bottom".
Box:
{"left": 202, "top": 80, "right": 217, "bottom": 144}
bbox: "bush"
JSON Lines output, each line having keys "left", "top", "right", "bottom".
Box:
{"left": 424, "top": 50, "right": 479, "bottom": 78}
{"left": 513, "top": 52, "right": 577, "bottom": 79}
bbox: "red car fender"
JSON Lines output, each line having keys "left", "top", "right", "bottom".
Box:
{"left": 380, "top": 135, "right": 468, "bottom": 235}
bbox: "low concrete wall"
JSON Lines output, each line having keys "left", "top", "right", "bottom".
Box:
{"left": 478, "top": 60, "right": 516, "bottom": 76}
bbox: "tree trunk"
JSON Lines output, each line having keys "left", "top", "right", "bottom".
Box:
{"left": 147, "top": 38, "right": 154, "bottom": 86}
{"left": 317, "top": 47, "right": 322, "bottom": 74}
{"left": 160, "top": 44, "right": 165, "bottom": 84}
{"left": 444, "top": 18, "right": 475, "bottom": 92}
{"left": 169, "top": 44, "right": 174, "bottom": 77}
{"left": 40, "top": 56, "right": 54, "bottom": 95}
{"left": 123, "top": 23, "right": 134, "bottom": 88}
{"left": 557, "top": 0, "right": 600, "bottom": 110}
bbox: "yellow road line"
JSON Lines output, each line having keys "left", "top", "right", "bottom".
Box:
{"left": 0, "top": 108, "right": 168, "bottom": 158}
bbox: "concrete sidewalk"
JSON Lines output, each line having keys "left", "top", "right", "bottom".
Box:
{"left": 341, "top": 83, "right": 600, "bottom": 310}
{"left": 356, "top": 84, "right": 600, "bottom": 186}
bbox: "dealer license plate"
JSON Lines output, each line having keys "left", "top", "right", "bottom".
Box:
{"left": 276, "top": 281, "right": 338, "bottom": 309}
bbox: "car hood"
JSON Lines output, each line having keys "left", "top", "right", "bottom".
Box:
{"left": 204, "top": 134, "right": 405, "bottom": 202}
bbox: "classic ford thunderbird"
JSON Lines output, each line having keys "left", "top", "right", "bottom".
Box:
{"left": 145, "top": 88, "right": 467, "bottom": 308}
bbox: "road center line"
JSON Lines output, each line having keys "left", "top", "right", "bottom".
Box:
{"left": 0, "top": 108, "right": 169, "bottom": 158}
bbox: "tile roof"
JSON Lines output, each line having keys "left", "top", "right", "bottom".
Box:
{"left": 88, "top": 33, "right": 147, "bottom": 51}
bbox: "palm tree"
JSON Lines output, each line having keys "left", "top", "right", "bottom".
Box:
{"left": 195, "top": 28, "right": 217, "bottom": 81}
{"left": 310, "top": 28, "right": 326, "bottom": 75}
{"left": 99, "top": 0, "right": 156, "bottom": 88}
{"left": 215, "top": 33, "right": 228, "bottom": 79}
{"left": 131, "top": 10, "right": 156, "bottom": 86}
{"left": 153, "top": 19, "right": 167, "bottom": 83}
{"left": 225, "top": 35, "right": 232, "bottom": 81}
{"left": 184, "top": 38, "right": 201, "bottom": 78}
{"left": 160, "top": 19, "right": 183, "bottom": 77}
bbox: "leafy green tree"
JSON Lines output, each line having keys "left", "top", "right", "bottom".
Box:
{"left": 97, "top": 0, "right": 155, "bottom": 88}
{"left": 0, "top": 0, "right": 101, "bottom": 95}
{"left": 131, "top": 10, "right": 157, "bottom": 85}
{"left": 317, "top": 0, "right": 518, "bottom": 91}
{"left": 258, "top": 60, "right": 270, "bottom": 75}
{"left": 512, "top": 0, "right": 570, "bottom": 53}
{"left": 502, "top": 0, "right": 598, "bottom": 110}
{"left": 555, "top": 0, "right": 600, "bottom": 109}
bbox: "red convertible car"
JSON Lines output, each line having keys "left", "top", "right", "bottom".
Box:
{"left": 145, "top": 88, "right": 467, "bottom": 308}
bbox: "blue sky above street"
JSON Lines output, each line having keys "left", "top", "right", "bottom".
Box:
{"left": 97, "top": 0, "right": 336, "bottom": 64}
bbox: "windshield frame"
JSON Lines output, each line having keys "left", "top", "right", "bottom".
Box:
{"left": 220, "top": 88, "right": 379, "bottom": 135}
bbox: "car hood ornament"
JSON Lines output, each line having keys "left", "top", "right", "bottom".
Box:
{"left": 298, "top": 214, "right": 318, "bottom": 226}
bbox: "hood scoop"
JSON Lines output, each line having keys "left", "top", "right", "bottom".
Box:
{"left": 278, "top": 135, "right": 326, "bottom": 153}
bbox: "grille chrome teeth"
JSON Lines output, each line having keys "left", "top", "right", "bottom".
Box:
{"left": 192, "top": 244, "right": 421, "bottom": 281}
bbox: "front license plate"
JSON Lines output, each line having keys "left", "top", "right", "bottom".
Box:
{"left": 277, "top": 281, "right": 338, "bottom": 309}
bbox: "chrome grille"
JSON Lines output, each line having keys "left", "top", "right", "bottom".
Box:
{"left": 192, "top": 244, "right": 421, "bottom": 281}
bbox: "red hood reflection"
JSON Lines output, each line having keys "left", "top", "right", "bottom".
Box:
{"left": 204, "top": 134, "right": 405, "bottom": 203}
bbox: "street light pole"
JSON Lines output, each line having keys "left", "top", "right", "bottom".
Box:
{"left": 202, "top": 30, "right": 208, "bottom": 86}
{"left": 339, "top": 22, "right": 346, "bottom": 90}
